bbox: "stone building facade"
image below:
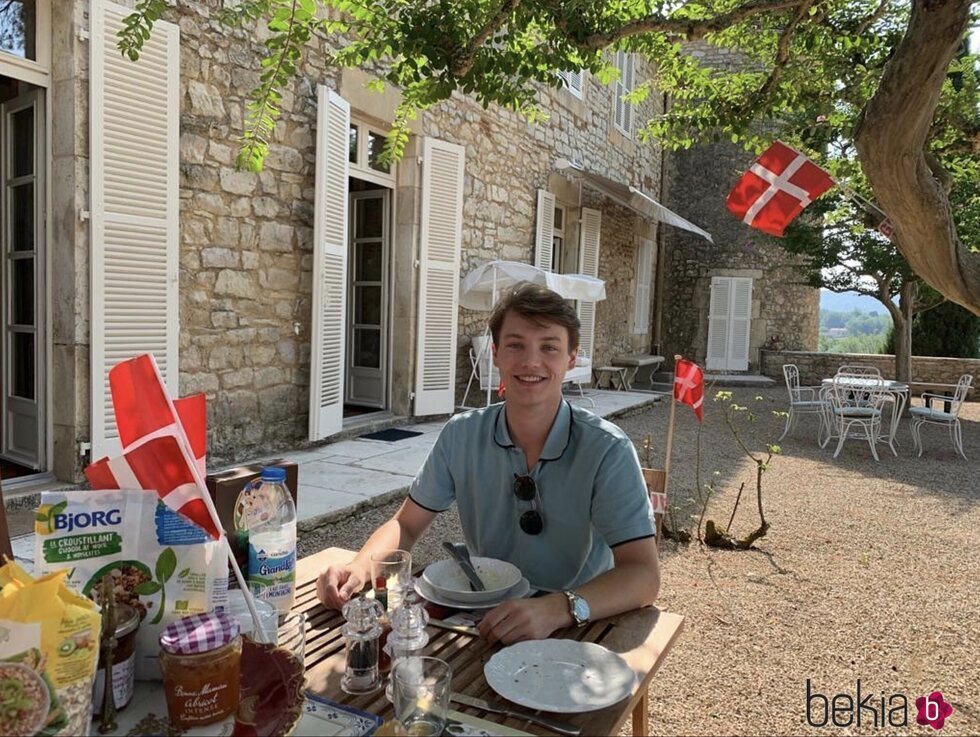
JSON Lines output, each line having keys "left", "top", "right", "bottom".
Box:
{"left": 6, "top": 0, "right": 713, "bottom": 483}
{"left": 658, "top": 45, "right": 819, "bottom": 372}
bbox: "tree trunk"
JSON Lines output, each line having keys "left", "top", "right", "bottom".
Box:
{"left": 854, "top": 0, "right": 980, "bottom": 317}
{"left": 891, "top": 284, "right": 916, "bottom": 383}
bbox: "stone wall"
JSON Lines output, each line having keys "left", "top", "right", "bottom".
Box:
{"left": 659, "top": 44, "right": 818, "bottom": 371}
{"left": 59, "top": 0, "right": 669, "bottom": 474}
{"left": 761, "top": 350, "right": 980, "bottom": 390}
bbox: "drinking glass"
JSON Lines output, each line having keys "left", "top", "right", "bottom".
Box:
{"left": 391, "top": 656, "right": 452, "bottom": 737}
{"left": 370, "top": 550, "right": 412, "bottom": 611}
{"left": 277, "top": 611, "right": 307, "bottom": 669}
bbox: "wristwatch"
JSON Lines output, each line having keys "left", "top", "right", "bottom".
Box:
{"left": 562, "top": 590, "right": 590, "bottom": 627}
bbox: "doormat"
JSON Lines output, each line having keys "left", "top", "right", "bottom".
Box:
{"left": 360, "top": 428, "right": 423, "bottom": 442}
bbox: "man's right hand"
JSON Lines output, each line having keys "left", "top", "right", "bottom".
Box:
{"left": 316, "top": 562, "right": 369, "bottom": 609}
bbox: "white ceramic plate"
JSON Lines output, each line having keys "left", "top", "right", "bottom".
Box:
{"left": 484, "top": 639, "right": 637, "bottom": 713}
{"left": 422, "top": 557, "right": 523, "bottom": 604}
{"left": 415, "top": 576, "right": 531, "bottom": 610}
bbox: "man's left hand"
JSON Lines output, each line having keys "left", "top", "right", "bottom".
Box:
{"left": 477, "top": 594, "right": 571, "bottom": 644}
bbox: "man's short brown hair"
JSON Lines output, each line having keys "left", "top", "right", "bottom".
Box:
{"left": 488, "top": 281, "right": 580, "bottom": 352}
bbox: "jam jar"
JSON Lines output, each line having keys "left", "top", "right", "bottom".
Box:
{"left": 159, "top": 611, "right": 243, "bottom": 729}
{"left": 92, "top": 603, "right": 140, "bottom": 712}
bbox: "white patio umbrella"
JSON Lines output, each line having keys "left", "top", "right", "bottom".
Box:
{"left": 458, "top": 260, "right": 607, "bottom": 407}
{"left": 459, "top": 260, "right": 607, "bottom": 311}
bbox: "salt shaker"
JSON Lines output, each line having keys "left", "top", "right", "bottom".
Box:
{"left": 341, "top": 596, "right": 385, "bottom": 694}
{"left": 384, "top": 581, "right": 430, "bottom": 700}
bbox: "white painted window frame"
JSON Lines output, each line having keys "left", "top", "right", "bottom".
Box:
{"left": 0, "top": 0, "right": 51, "bottom": 88}
{"left": 349, "top": 117, "right": 397, "bottom": 188}
{"left": 552, "top": 203, "right": 566, "bottom": 273}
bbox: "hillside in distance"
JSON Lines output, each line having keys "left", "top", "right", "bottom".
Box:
{"left": 819, "top": 289, "right": 888, "bottom": 314}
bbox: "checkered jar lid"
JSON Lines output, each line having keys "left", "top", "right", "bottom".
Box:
{"left": 160, "top": 611, "right": 240, "bottom": 655}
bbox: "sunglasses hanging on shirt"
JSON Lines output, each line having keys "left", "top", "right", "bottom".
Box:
{"left": 513, "top": 473, "right": 543, "bottom": 535}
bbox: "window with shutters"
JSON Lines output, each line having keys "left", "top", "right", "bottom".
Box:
{"left": 613, "top": 51, "right": 635, "bottom": 138}
{"left": 633, "top": 238, "right": 654, "bottom": 334}
{"left": 558, "top": 69, "right": 585, "bottom": 99}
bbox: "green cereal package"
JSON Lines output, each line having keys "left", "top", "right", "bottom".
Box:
{"left": 34, "top": 490, "right": 228, "bottom": 680}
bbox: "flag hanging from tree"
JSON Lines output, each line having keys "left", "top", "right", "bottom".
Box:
{"left": 726, "top": 141, "right": 835, "bottom": 237}
{"left": 674, "top": 358, "right": 705, "bottom": 422}
{"left": 84, "top": 354, "right": 218, "bottom": 538}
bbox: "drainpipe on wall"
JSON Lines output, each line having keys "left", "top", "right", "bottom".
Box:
{"left": 650, "top": 92, "right": 671, "bottom": 357}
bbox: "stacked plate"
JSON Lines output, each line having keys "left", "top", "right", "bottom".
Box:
{"left": 415, "top": 557, "right": 530, "bottom": 609}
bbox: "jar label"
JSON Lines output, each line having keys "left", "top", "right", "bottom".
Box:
{"left": 92, "top": 650, "right": 135, "bottom": 710}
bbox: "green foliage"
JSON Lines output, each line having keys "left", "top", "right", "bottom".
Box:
{"left": 883, "top": 301, "right": 980, "bottom": 358}
{"left": 113, "top": 0, "right": 978, "bottom": 197}
{"left": 820, "top": 309, "right": 890, "bottom": 336}
{"left": 818, "top": 332, "right": 887, "bottom": 355}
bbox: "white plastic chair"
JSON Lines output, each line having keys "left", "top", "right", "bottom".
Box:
{"left": 826, "top": 373, "right": 888, "bottom": 461}
{"left": 909, "top": 374, "right": 973, "bottom": 460}
{"left": 780, "top": 364, "right": 826, "bottom": 441}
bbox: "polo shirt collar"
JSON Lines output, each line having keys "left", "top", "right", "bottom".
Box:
{"left": 493, "top": 400, "right": 573, "bottom": 461}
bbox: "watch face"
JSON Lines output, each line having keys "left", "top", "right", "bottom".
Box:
{"left": 573, "top": 596, "right": 590, "bottom": 622}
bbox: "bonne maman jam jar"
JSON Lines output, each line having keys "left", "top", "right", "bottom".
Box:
{"left": 159, "top": 611, "right": 242, "bottom": 728}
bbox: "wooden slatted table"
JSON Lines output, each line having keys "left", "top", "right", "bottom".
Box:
{"left": 294, "top": 548, "right": 685, "bottom": 736}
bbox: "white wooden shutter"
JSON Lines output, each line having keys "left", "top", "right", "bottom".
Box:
{"left": 309, "top": 88, "right": 350, "bottom": 441}
{"left": 559, "top": 69, "right": 584, "bottom": 98}
{"left": 534, "top": 190, "right": 555, "bottom": 271}
{"left": 90, "top": 0, "right": 179, "bottom": 459}
{"left": 633, "top": 237, "right": 654, "bottom": 334}
{"left": 577, "top": 207, "right": 601, "bottom": 362}
{"left": 414, "top": 137, "right": 464, "bottom": 416}
{"left": 706, "top": 277, "right": 731, "bottom": 371}
{"left": 728, "top": 277, "right": 753, "bottom": 371}
{"left": 613, "top": 51, "right": 634, "bottom": 137}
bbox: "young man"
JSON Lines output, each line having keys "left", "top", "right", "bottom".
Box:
{"left": 317, "top": 282, "right": 660, "bottom": 643}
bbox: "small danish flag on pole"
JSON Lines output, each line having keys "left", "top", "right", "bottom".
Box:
{"left": 726, "top": 141, "right": 835, "bottom": 237}
{"left": 673, "top": 357, "right": 705, "bottom": 422}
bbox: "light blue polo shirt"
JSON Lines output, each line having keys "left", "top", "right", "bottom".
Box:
{"left": 409, "top": 401, "right": 656, "bottom": 591}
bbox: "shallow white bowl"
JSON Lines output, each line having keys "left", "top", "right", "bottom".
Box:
{"left": 422, "top": 556, "right": 523, "bottom": 604}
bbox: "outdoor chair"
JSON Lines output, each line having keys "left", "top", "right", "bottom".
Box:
{"left": 909, "top": 374, "right": 973, "bottom": 460}
{"left": 825, "top": 373, "right": 888, "bottom": 461}
{"left": 780, "top": 364, "right": 826, "bottom": 441}
{"left": 836, "top": 364, "right": 882, "bottom": 378}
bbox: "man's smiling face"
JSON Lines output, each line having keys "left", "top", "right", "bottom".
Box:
{"left": 493, "top": 311, "right": 577, "bottom": 408}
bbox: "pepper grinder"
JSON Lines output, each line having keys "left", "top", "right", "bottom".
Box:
{"left": 384, "top": 580, "right": 430, "bottom": 700}
{"left": 341, "top": 596, "right": 385, "bottom": 694}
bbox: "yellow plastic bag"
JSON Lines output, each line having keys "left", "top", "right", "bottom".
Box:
{"left": 0, "top": 560, "right": 101, "bottom": 736}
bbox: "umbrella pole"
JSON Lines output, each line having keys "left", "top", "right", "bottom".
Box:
{"left": 487, "top": 269, "right": 497, "bottom": 406}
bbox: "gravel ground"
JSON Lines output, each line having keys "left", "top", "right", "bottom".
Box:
{"left": 302, "top": 387, "right": 980, "bottom": 735}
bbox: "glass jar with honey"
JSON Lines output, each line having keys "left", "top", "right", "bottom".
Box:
{"left": 159, "top": 611, "right": 242, "bottom": 729}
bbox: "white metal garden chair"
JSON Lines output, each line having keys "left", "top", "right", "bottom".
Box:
{"left": 825, "top": 373, "right": 889, "bottom": 461}
{"left": 780, "top": 364, "right": 827, "bottom": 441}
{"left": 836, "top": 364, "right": 882, "bottom": 378}
{"left": 909, "top": 374, "right": 973, "bottom": 460}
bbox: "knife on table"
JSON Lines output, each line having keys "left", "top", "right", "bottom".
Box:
{"left": 442, "top": 541, "right": 486, "bottom": 591}
{"left": 450, "top": 692, "right": 582, "bottom": 736}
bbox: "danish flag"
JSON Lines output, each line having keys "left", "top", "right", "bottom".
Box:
{"left": 726, "top": 141, "right": 835, "bottom": 237}
{"left": 673, "top": 358, "right": 704, "bottom": 422}
{"left": 84, "top": 354, "right": 219, "bottom": 538}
